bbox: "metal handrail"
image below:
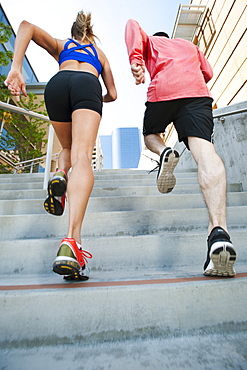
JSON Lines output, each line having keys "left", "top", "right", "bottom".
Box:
{"left": 14, "top": 153, "right": 59, "bottom": 173}
{"left": 0, "top": 150, "right": 58, "bottom": 170}
{"left": 213, "top": 107, "right": 247, "bottom": 119}
{"left": 0, "top": 100, "right": 54, "bottom": 189}
{"left": 0, "top": 101, "right": 103, "bottom": 187}
{"left": 0, "top": 101, "right": 49, "bottom": 121}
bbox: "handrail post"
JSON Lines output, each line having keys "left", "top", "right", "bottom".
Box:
{"left": 43, "top": 124, "right": 54, "bottom": 190}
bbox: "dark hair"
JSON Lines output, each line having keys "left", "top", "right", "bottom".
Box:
{"left": 153, "top": 32, "right": 169, "bottom": 38}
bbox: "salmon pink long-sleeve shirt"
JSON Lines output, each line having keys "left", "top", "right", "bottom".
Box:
{"left": 125, "top": 19, "right": 213, "bottom": 102}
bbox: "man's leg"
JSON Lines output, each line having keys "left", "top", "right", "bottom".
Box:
{"left": 188, "top": 136, "right": 237, "bottom": 276}
{"left": 144, "top": 133, "right": 179, "bottom": 193}
{"left": 144, "top": 133, "right": 168, "bottom": 156}
{"left": 188, "top": 137, "right": 227, "bottom": 233}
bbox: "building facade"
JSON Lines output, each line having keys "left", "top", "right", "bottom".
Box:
{"left": 0, "top": 5, "right": 38, "bottom": 84}
{"left": 160, "top": 0, "right": 247, "bottom": 150}
{"left": 112, "top": 127, "right": 141, "bottom": 169}
{"left": 100, "top": 135, "right": 113, "bottom": 169}
{"left": 173, "top": 0, "right": 246, "bottom": 108}
{"left": 0, "top": 4, "right": 40, "bottom": 171}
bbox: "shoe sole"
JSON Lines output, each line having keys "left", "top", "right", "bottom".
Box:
{"left": 44, "top": 176, "right": 67, "bottom": 216}
{"left": 157, "top": 149, "right": 180, "bottom": 193}
{"left": 53, "top": 257, "right": 89, "bottom": 280}
{"left": 204, "top": 243, "right": 237, "bottom": 277}
{"left": 44, "top": 194, "right": 64, "bottom": 216}
{"left": 49, "top": 177, "right": 67, "bottom": 197}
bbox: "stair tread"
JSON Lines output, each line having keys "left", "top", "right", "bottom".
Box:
{"left": 1, "top": 332, "right": 247, "bottom": 370}
{"left": 1, "top": 264, "right": 247, "bottom": 290}
{"left": 0, "top": 169, "right": 246, "bottom": 346}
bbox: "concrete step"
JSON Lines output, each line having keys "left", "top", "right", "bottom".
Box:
{"left": 93, "top": 171, "right": 198, "bottom": 180}
{"left": 1, "top": 191, "right": 247, "bottom": 215}
{"left": 1, "top": 206, "right": 247, "bottom": 240}
{"left": 0, "top": 175, "right": 44, "bottom": 184}
{"left": 93, "top": 177, "right": 199, "bottom": 187}
{"left": 1, "top": 331, "right": 247, "bottom": 370}
{"left": 0, "top": 271, "right": 246, "bottom": 347}
{"left": 1, "top": 229, "right": 246, "bottom": 276}
{"left": 0, "top": 168, "right": 197, "bottom": 180}
{"left": 0, "top": 171, "right": 196, "bottom": 184}
{"left": 1, "top": 263, "right": 247, "bottom": 288}
{"left": 0, "top": 175, "right": 200, "bottom": 190}
{"left": 0, "top": 182, "right": 44, "bottom": 191}
{"left": 0, "top": 183, "right": 242, "bottom": 200}
{"left": 0, "top": 169, "right": 246, "bottom": 358}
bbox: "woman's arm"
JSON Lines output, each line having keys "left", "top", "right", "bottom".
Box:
{"left": 99, "top": 51, "right": 117, "bottom": 103}
{"left": 5, "top": 20, "right": 59, "bottom": 100}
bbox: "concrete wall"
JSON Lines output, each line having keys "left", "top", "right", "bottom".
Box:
{"left": 174, "top": 100, "right": 247, "bottom": 191}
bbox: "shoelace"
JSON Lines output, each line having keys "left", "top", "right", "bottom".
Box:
{"left": 141, "top": 154, "right": 160, "bottom": 174}
{"left": 147, "top": 158, "right": 160, "bottom": 174}
{"left": 77, "top": 248, "right": 93, "bottom": 265}
{"left": 145, "top": 148, "right": 173, "bottom": 175}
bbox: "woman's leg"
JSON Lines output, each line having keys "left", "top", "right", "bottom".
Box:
{"left": 43, "top": 121, "right": 72, "bottom": 215}
{"left": 66, "top": 109, "right": 101, "bottom": 244}
{"left": 50, "top": 120, "right": 72, "bottom": 172}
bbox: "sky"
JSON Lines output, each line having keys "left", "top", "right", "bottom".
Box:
{"left": 1, "top": 0, "right": 183, "bottom": 136}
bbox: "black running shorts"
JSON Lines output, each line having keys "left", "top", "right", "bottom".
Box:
{"left": 143, "top": 97, "right": 214, "bottom": 149}
{"left": 44, "top": 70, "right": 103, "bottom": 122}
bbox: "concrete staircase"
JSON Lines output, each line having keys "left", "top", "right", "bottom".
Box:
{"left": 0, "top": 169, "right": 247, "bottom": 369}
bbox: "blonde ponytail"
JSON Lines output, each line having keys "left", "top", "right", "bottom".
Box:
{"left": 71, "top": 10, "right": 99, "bottom": 43}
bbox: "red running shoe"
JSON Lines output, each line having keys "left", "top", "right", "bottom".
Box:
{"left": 53, "top": 237, "right": 93, "bottom": 280}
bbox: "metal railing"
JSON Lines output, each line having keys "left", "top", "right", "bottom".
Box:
{"left": 0, "top": 150, "right": 59, "bottom": 173}
{"left": 0, "top": 101, "right": 103, "bottom": 189}
{"left": 0, "top": 100, "right": 54, "bottom": 189}
{"left": 213, "top": 107, "right": 247, "bottom": 121}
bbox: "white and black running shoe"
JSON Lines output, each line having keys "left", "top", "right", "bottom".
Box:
{"left": 156, "top": 148, "right": 180, "bottom": 193}
{"left": 204, "top": 227, "right": 237, "bottom": 277}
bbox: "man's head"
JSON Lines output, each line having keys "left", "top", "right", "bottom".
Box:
{"left": 153, "top": 32, "right": 169, "bottom": 38}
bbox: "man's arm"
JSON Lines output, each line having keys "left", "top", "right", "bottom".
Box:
{"left": 197, "top": 48, "right": 213, "bottom": 83}
{"left": 125, "top": 19, "right": 148, "bottom": 84}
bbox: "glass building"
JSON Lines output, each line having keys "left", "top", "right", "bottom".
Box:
{"left": 112, "top": 127, "right": 141, "bottom": 169}
{"left": 100, "top": 135, "right": 112, "bottom": 169}
{"left": 0, "top": 4, "right": 39, "bottom": 83}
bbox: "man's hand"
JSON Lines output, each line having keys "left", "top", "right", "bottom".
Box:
{"left": 4, "top": 69, "right": 27, "bottom": 102}
{"left": 131, "top": 63, "right": 145, "bottom": 85}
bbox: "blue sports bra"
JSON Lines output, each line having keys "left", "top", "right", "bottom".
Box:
{"left": 58, "top": 39, "right": 103, "bottom": 75}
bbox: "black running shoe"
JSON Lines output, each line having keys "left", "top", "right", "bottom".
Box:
{"left": 44, "top": 170, "right": 67, "bottom": 216}
{"left": 156, "top": 148, "right": 180, "bottom": 193}
{"left": 204, "top": 227, "right": 237, "bottom": 277}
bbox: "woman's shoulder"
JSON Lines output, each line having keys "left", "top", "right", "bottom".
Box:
{"left": 94, "top": 45, "right": 107, "bottom": 61}
{"left": 56, "top": 38, "right": 71, "bottom": 53}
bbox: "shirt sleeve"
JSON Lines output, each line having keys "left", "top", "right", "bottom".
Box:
{"left": 125, "top": 19, "right": 149, "bottom": 66}
{"left": 197, "top": 48, "right": 213, "bottom": 83}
